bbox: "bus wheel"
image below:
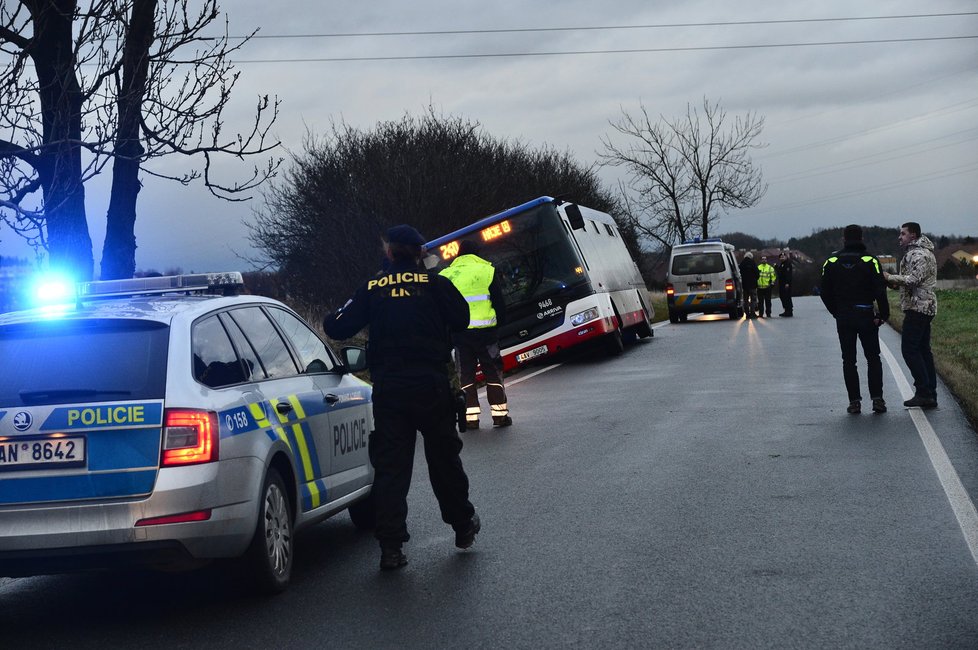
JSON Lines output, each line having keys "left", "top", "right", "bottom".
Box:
{"left": 604, "top": 328, "right": 624, "bottom": 356}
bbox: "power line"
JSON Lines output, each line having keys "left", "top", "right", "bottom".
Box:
{"left": 226, "top": 12, "right": 978, "bottom": 40}
{"left": 233, "top": 34, "right": 978, "bottom": 64}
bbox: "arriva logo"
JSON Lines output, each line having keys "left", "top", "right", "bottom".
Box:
{"left": 13, "top": 411, "right": 33, "bottom": 431}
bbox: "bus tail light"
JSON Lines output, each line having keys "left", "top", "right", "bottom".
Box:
{"left": 162, "top": 409, "right": 219, "bottom": 466}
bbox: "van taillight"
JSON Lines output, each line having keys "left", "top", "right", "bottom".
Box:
{"left": 162, "top": 409, "right": 218, "bottom": 466}
{"left": 665, "top": 283, "right": 675, "bottom": 296}
{"left": 725, "top": 280, "right": 734, "bottom": 291}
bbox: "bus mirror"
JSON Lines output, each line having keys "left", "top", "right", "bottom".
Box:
{"left": 423, "top": 253, "right": 440, "bottom": 270}
{"left": 565, "top": 204, "right": 586, "bottom": 230}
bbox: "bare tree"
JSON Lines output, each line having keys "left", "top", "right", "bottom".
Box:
{"left": 0, "top": 1, "right": 281, "bottom": 280}
{"left": 600, "top": 97, "right": 766, "bottom": 248}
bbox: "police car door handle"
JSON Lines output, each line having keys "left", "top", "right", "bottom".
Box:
{"left": 324, "top": 393, "right": 340, "bottom": 404}
{"left": 275, "top": 402, "right": 293, "bottom": 415}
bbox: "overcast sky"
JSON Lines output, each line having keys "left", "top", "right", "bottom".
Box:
{"left": 3, "top": 0, "right": 977, "bottom": 272}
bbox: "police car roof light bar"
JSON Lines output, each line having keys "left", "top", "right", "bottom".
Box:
{"left": 76, "top": 272, "right": 245, "bottom": 300}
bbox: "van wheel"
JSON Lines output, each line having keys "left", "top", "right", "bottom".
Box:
{"left": 668, "top": 309, "right": 679, "bottom": 324}
{"left": 245, "top": 468, "right": 293, "bottom": 594}
{"left": 348, "top": 490, "right": 376, "bottom": 531}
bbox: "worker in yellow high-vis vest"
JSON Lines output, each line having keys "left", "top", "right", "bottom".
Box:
{"left": 756, "top": 255, "right": 778, "bottom": 318}
{"left": 439, "top": 239, "right": 512, "bottom": 429}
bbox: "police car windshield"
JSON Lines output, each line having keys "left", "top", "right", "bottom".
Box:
{"left": 0, "top": 320, "right": 168, "bottom": 406}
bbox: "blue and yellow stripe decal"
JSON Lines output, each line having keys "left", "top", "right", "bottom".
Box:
{"left": 673, "top": 293, "right": 727, "bottom": 307}
{"left": 242, "top": 393, "right": 326, "bottom": 512}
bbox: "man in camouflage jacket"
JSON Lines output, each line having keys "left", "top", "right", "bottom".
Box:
{"left": 884, "top": 221, "right": 938, "bottom": 409}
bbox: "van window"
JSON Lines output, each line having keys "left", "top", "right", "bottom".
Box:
{"left": 672, "top": 252, "right": 725, "bottom": 275}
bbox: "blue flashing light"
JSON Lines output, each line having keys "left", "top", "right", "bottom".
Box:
{"left": 30, "top": 274, "right": 77, "bottom": 307}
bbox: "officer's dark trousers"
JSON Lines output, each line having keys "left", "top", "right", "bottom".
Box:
{"left": 455, "top": 328, "right": 508, "bottom": 422}
{"left": 835, "top": 308, "right": 883, "bottom": 402}
{"left": 369, "top": 373, "right": 475, "bottom": 547}
{"left": 901, "top": 310, "right": 936, "bottom": 399}
{"left": 757, "top": 287, "right": 773, "bottom": 316}
{"left": 778, "top": 284, "right": 793, "bottom": 315}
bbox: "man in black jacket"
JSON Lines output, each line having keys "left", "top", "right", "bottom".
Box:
{"left": 820, "top": 224, "right": 890, "bottom": 414}
{"left": 738, "top": 252, "right": 760, "bottom": 319}
{"left": 775, "top": 251, "right": 794, "bottom": 317}
{"left": 324, "top": 224, "right": 480, "bottom": 571}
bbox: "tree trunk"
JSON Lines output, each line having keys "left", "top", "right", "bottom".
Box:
{"left": 29, "top": 0, "right": 94, "bottom": 280}
{"left": 101, "top": 0, "right": 157, "bottom": 280}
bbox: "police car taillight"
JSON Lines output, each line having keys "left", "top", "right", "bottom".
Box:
{"left": 725, "top": 280, "right": 734, "bottom": 292}
{"left": 162, "top": 409, "right": 219, "bottom": 466}
{"left": 665, "top": 283, "right": 675, "bottom": 296}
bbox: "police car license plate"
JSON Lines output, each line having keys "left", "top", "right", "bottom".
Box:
{"left": 516, "top": 344, "right": 548, "bottom": 363}
{"left": 0, "top": 436, "right": 86, "bottom": 472}
{"left": 688, "top": 282, "right": 710, "bottom": 290}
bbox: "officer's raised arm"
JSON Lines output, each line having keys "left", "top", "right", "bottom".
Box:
{"left": 323, "top": 287, "right": 369, "bottom": 341}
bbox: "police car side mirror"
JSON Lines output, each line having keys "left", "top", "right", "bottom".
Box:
{"left": 565, "top": 204, "right": 586, "bottom": 230}
{"left": 340, "top": 346, "right": 368, "bottom": 374}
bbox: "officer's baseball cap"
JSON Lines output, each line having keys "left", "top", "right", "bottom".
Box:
{"left": 386, "top": 224, "right": 426, "bottom": 246}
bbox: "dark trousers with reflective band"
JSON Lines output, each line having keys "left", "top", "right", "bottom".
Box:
{"left": 455, "top": 328, "right": 508, "bottom": 421}
{"left": 757, "top": 287, "right": 774, "bottom": 316}
{"left": 369, "top": 373, "right": 475, "bottom": 547}
{"left": 778, "top": 284, "right": 793, "bottom": 315}
{"left": 901, "top": 310, "right": 936, "bottom": 398}
{"left": 835, "top": 308, "right": 883, "bottom": 402}
{"left": 743, "top": 288, "right": 758, "bottom": 316}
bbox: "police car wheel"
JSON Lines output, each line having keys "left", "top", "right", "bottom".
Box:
{"left": 245, "top": 467, "right": 293, "bottom": 594}
{"left": 348, "top": 490, "right": 376, "bottom": 531}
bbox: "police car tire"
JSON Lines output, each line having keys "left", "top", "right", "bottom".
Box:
{"left": 347, "top": 490, "right": 377, "bottom": 531}
{"left": 668, "top": 309, "right": 679, "bottom": 324}
{"left": 245, "top": 467, "right": 293, "bottom": 594}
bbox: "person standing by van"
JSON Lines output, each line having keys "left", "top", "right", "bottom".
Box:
{"left": 739, "top": 252, "right": 760, "bottom": 319}
{"left": 820, "top": 224, "right": 889, "bottom": 415}
{"left": 756, "top": 256, "right": 777, "bottom": 318}
{"left": 776, "top": 251, "right": 794, "bottom": 317}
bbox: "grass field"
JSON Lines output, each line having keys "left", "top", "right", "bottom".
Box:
{"left": 887, "top": 288, "right": 978, "bottom": 428}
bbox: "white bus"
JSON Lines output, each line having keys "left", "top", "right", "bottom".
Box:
{"left": 425, "top": 196, "right": 653, "bottom": 371}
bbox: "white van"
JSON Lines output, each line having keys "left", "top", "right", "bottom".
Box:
{"left": 665, "top": 238, "right": 743, "bottom": 322}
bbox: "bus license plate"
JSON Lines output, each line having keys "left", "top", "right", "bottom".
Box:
{"left": 516, "top": 345, "right": 548, "bottom": 363}
{"left": 0, "top": 436, "right": 87, "bottom": 472}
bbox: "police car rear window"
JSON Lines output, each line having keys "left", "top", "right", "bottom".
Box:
{"left": 671, "top": 252, "right": 725, "bottom": 275}
{"left": 0, "top": 320, "right": 169, "bottom": 406}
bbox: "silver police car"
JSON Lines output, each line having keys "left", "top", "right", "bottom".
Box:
{"left": 0, "top": 273, "right": 375, "bottom": 593}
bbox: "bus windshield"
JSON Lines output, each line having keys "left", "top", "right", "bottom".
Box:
{"left": 434, "top": 203, "right": 585, "bottom": 309}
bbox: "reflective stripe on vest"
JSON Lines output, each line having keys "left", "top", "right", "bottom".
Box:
{"left": 439, "top": 254, "right": 497, "bottom": 329}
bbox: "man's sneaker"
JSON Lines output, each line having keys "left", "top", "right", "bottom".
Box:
{"left": 455, "top": 512, "right": 481, "bottom": 549}
{"left": 847, "top": 400, "right": 861, "bottom": 414}
{"left": 872, "top": 398, "right": 887, "bottom": 413}
{"left": 380, "top": 546, "right": 408, "bottom": 571}
{"left": 492, "top": 415, "right": 513, "bottom": 427}
{"left": 904, "top": 395, "right": 937, "bottom": 409}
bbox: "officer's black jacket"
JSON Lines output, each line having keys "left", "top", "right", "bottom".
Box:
{"left": 819, "top": 242, "right": 890, "bottom": 320}
{"left": 324, "top": 259, "right": 470, "bottom": 379}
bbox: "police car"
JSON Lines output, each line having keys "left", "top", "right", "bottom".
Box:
{"left": 665, "top": 238, "right": 744, "bottom": 322}
{"left": 0, "top": 273, "right": 375, "bottom": 593}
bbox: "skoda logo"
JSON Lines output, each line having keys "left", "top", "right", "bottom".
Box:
{"left": 13, "top": 411, "right": 33, "bottom": 431}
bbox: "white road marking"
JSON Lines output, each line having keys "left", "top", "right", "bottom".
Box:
{"left": 881, "top": 340, "right": 978, "bottom": 568}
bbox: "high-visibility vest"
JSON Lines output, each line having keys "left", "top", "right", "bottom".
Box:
{"left": 439, "top": 254, "right": 497, "bottom": 328}
{"left": 757, "top": 263, "right": 777, "bottom": 289}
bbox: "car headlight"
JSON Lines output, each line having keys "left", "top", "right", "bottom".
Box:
{"left": 570, "top": 308, "right": 599, "bottom": 326}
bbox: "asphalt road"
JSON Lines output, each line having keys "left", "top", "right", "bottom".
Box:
{"left": 3, "top": 296, "right": 978, "bottom": 648}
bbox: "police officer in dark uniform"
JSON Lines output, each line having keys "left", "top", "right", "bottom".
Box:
{"left": 324, "top": 224, "right": 480, "bottom": 571}
{"left": 820, "top": 224, "right": 890, "bottom": 415}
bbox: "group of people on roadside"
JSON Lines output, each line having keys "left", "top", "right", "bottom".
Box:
{"left": 738, "top": 251, "right": 795, "bottom": 319}
{"left": 819, "top": 222, "right": 938, "bottom": 415}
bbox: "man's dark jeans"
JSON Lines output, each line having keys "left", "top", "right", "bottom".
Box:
{"left": 835, "top": 308, "right": 883, "bottom": 402}
{"left": 902, "top": 310, "right": 936, "bottom": 399}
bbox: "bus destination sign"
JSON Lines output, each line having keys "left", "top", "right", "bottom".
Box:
{"left": 438, "top": 220, "right": 512, "bottom": 260}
